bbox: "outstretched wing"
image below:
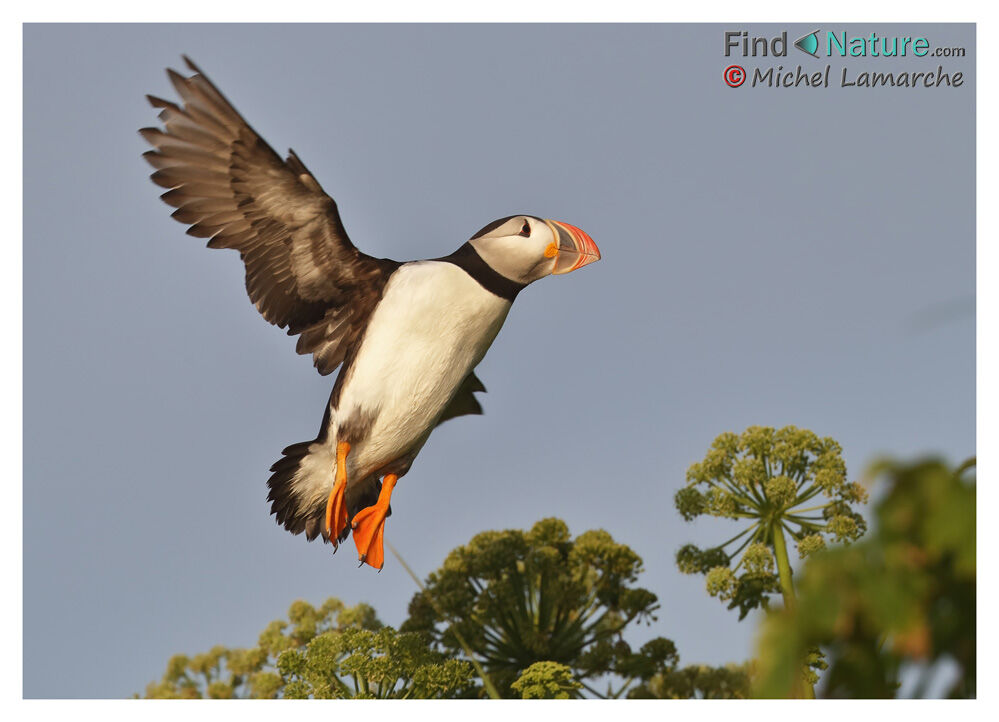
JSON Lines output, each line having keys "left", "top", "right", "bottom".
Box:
{"left": 141, "top": 56, "right": 399, "bottom": 375}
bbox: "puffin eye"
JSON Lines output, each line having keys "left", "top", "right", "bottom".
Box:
{"left": 518, "top": 220, "right": 531, "bottom": 237}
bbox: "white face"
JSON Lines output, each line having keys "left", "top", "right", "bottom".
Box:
{"left": 467, "top": 216, "right": 558, "bottom": 285}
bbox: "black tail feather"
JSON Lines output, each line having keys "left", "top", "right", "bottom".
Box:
{"left": 267, "top": 440, "right": 327, "bottom": 541}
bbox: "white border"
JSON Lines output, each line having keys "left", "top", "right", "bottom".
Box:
{"left": 7, "top": 1, "right": 991, "bottom": 718}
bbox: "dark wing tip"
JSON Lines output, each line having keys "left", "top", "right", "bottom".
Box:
{"left": 165, "top": 67, "right": 187, "bottom": 85}
{"left": 285, "top": 148, "right": 326, "bottom": 195}
{"left": 145, "top": 95, "right": 174, "bottom": 109}
{"left": 182, "top": 55, "right": 203, "bottom": 74}
{"left": 285, "top": 147, "right": 305, "bottom": 174}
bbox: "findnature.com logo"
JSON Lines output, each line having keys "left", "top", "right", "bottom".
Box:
{"left": 722, "top": 27, "right": 968, "bottom": 89}
{"left": 725, "top": 29, "right": 967, "bottom": 59}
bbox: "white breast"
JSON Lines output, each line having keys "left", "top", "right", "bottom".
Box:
{"left": 334, "top": 261, "right": 512, "bottom": 478}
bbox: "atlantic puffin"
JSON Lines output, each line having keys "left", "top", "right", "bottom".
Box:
{"left": 141, "top": 57, "right": 601, "bottom": 569}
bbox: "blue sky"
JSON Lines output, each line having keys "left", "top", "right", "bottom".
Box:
{"left": 23, "top": 23, "right": 974, "bottom": 697}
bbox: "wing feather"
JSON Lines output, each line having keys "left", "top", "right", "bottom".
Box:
{"left": 436, "top": 373, "right": 487, "bottom": 427}
{"left": 141, "top": 57, "right": 400, "bottom": 375}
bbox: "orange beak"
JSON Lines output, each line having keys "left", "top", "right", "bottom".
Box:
{"left": 545, "top": 220, "right": 601, "bottom": 275}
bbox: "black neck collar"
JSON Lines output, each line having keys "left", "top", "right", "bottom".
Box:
{"left": 438, "top": 243, "right": 526, "bottom": 301}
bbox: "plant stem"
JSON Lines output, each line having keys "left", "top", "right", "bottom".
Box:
{"left": 771, "top": 523, "right": 796, "bottom": 610}
{"left": 716, "top": 522, "right": 759, "bottom": 552}
{"left": 387, "top": 541, "right": 502, "bottom": 700}
{"left": 771, "top": 523, "right": 816, "bottom": 699}
{"left": 579, "top": 679, "right": 605, "bottom": 699}
{"left": 789, "top": 502, "right": 831, "bottom": 515}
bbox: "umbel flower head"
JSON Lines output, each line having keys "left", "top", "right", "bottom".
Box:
{"left": 675, "top": 426, "right": 867, "bottom": 619}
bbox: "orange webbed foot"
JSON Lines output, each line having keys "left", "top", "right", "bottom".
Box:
{"left": 324, "top": 441, "right": 351, "bottom": 544}
{"left": 352, "top": 474, "right": 397, "bottom": 570}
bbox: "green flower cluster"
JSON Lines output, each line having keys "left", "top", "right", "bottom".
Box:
{"left": 401, "top": 518, "right": 663, "bottom": 697}
{"left": 510, "top": 661, "right": 583, "bottom": 699}
{"left": 278, "top": 626, "right": 473, "bottom": 699}
{"left": 143, "top": 597, "right": 474, "bottom": 699}
{"left": 629, "top": 661, "right": 753, "bottom": 699}
{"left": 675, "top": 426, "right": 867, "bottom": 620}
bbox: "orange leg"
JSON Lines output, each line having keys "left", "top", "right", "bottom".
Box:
{"left": 351, "top": 474, "right": 398, "bottom": 570}
{"left": 324, "top": 441, "right": 351, "bottom": 545}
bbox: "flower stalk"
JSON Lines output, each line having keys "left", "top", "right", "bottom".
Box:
{"left": 674, "top": 426, "right": 868, "bottom": 697}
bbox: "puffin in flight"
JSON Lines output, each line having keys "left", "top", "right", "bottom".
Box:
{"left": 141, "top": 57, "right": 601, "bottom": 569}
